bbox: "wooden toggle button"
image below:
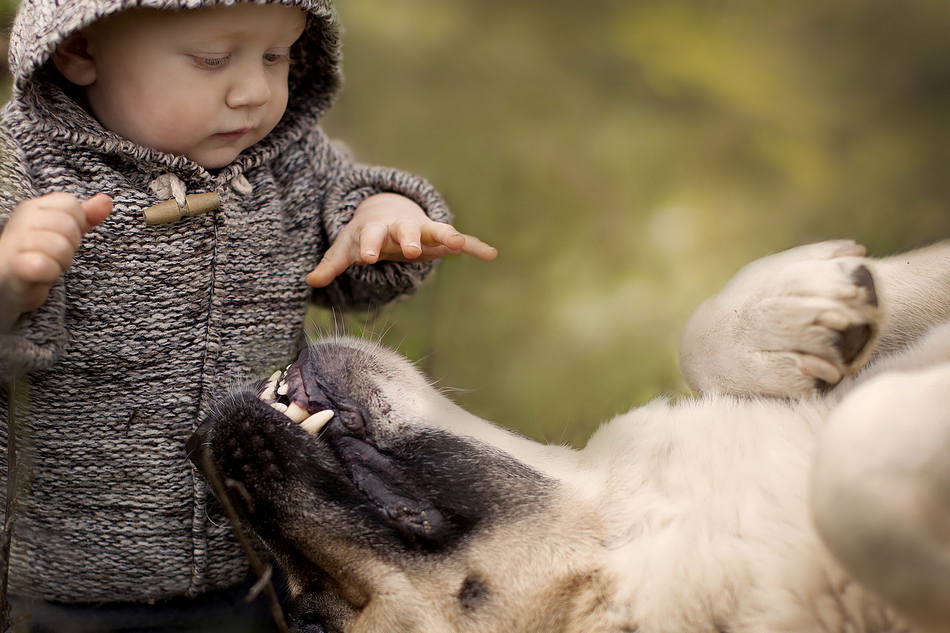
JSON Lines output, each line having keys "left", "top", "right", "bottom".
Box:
{"left": 143, "top": 192, "right": 221, "bottom": 225}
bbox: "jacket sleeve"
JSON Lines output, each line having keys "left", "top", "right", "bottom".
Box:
{"left": 284, "top": 127, "right": 452, "bottom": 311}
{"left": 0, "top": 127, "right": 70, "bottom": 381}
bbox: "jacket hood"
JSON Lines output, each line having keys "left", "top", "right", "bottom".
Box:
{"left": 6, "top": 0, "right": 343, "bottom": 171}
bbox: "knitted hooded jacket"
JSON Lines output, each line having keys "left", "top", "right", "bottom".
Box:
{"left": 0, "top": 0, "right": 449, "bottom": 603}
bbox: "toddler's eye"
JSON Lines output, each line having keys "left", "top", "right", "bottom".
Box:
{"left": 193, "top": 55, "right": 230, "bottom": 70}
{"left": 263, "top": 51, "right": 292, "bottom": 65}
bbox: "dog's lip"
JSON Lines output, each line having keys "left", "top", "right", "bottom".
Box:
{"left": 259, "top": 368, "right": 335, "bottom": 435}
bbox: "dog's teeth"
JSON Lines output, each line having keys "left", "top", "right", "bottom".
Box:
{"left": 277, "top": 382, "right": 289, "bottom": 396}
{"left": 269, "top": 402, "right": 288, "bottom": 414}
{"left": 300, "top": 409, "right": 333, "bottom": 435}
{"left": 285, "top": 402, "right": 309, "bottom": 423}
{"left": 260, "top": 370, "right": 282, "bottom": 401}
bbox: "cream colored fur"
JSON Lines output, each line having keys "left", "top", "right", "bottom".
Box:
{"left": 679, "top": 240, "right": 950, "bottom": 398}
{"left": 219, "top": 240, "right": 950, "bottom": 632}
{"left": 676, "top": 239, "right": 950, "bottom": 633}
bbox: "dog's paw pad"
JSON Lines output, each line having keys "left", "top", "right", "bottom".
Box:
{"left": 839, "top": 323, "right": 873, "bottom": 365}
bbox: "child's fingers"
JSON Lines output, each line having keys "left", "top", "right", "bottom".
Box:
{"left": 306, "top": 237, "right": 358, "bottom": 288}
{"left": 357, "top": 223, "right": 390, "bottom": 264}
{"left": 0, "top": 193, "right": 113, "bottom": 329}
{"left": 419, "top": 222, "right": 466, "bottom": 252}
{"left": 420, "top": 223, "right": 498, "bottom": 262}
{"left": 456, "top": 234, "right": 499, "bottom": 261}
{"left": 10, "top": 249, "right": 67, "bottom": 287}
{"left": 20, "top": 229, "right": 79, "bottom": 279}
{"left": 306, "top": 257, "right": 349, "bottom": 288}
{"left": 27, "top": 192, "right": 110, "bottom": 238}
{"left": 389, "top": 220, "right": 423, "bottom": 260}
{"left": 2, "top": 195, "right": 85, "bottom": 275}
{"left": 32, "top": 192, "right": 87, "bottom": 232}
{"left": 21, "top": 194, "right": 111, "bottom": 270}
{"left": 80, "top": 194, "right": 113, "bottom": 232}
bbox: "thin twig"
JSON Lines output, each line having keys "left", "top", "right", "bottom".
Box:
{"left": 0, "top": 380, "right": 19, "bottom": 632}
{"left": 196, "top": 448, "right": 289, "bottom": 633}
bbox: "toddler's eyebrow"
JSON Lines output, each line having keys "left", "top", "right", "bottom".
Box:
{"left": 181, "top": 18, "right": 306, "bottom": 49}
{"left": 186, "top": 29, "right": 303, "bottom": 47}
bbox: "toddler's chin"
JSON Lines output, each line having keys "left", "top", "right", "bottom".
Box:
{"left": 189, "top": 150, "right": 241, "bottom": 171}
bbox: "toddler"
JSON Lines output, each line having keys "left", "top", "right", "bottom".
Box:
{"left": 0, "top": 0, "right": 494, "bottom": 629}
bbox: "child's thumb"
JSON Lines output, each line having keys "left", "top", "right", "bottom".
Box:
{"left": 80, "top": 194, "right": 113, "bottom": 232}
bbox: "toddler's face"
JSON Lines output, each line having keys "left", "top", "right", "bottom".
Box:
{"left": 81, "top": 4, "right": 307, "bottom": 170}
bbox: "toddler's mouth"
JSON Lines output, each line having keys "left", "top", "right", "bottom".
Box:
{"left": 217, "top": 128, "right": 251, "bottom": 141}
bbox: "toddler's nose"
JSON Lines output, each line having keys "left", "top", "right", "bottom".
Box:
{"left": 226, "top": 66, "right": 273, "bottom": 109}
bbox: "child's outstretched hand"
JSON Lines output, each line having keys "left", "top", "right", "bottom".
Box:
{"left": 307, "top": 193, "right": 497, "bottom": 288}
{"left": 0, "top": 193, "right": 112, "bottom": 334}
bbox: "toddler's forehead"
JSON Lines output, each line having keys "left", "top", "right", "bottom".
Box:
{"left": 86, "top": 3, "right": 308, "bottom": 40}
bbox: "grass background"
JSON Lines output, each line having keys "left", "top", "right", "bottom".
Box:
{"left": 3, "top": 0, "right": 948, "bottom": 446}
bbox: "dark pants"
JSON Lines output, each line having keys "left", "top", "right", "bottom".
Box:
{"left": 11, "top": 574, "right": 286, "bottom": 633}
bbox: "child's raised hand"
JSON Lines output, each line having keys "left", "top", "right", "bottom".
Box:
{"left": 306, "top": 193, "right": 496, "bottom": 288}
{"left": 0, "top": 193, "right": 112, "bottom": 333}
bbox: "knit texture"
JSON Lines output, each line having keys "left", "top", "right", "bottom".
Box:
{"left": 0, "top": 0, "right": 449, "bottom": 603}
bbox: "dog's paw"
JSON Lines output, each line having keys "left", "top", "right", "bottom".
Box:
{"left": 680, "top": 241, "right": 881, "bottom": 398}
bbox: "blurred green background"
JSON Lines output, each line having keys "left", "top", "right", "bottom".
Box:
{"left": 2, "top": 0, "right": 948, "bottom": 446}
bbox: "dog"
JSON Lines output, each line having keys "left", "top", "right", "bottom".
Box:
{"left": 190, "top": 239, "right": 950, "bottom": 633}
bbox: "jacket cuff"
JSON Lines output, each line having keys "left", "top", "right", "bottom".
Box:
{"left": 311, "top": 260, "right": 434, "bottom": 312}
{"left": 0, "top": 286, "right": 69, "bottom": 380}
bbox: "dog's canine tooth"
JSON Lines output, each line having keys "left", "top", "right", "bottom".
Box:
{"left": 300, "top": 409, "right": 334, "bottom": 435}
{"left": 285, "top": 402, "right": 309, "bottom": 423}
{"left": 260, "top": 370, "right": 282, "bottom": 401}
{"left": 269, "top": 402, "right": 288, "bottom": 414}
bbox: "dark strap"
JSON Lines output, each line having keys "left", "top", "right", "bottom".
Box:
{"left": 12, "top": 572, "right": 286, "bottom": 633}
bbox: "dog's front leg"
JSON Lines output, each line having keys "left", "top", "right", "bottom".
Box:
{"left": 872, "top": 241, "right": 950, "bottom": 357}
{"left": 678, "top": 240, "right": 880, "bottom": 397}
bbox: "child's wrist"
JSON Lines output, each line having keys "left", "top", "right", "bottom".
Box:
{"left": 0, "top": 279, "right": 28, "bottom": 335}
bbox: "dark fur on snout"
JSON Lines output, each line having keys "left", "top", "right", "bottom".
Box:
{"left": 189, "top": 338, "right": 555, "bottom": 631}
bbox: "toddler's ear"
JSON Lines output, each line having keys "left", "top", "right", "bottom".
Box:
{"left": 51, "top": 32, "right": 96, "bottom": 86}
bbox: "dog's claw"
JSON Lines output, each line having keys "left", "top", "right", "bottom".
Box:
{"left": 851, "top": 265, "right": 878, "bottom": 307}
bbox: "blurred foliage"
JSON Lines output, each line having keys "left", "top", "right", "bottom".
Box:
{"left": 317, "top": 0, "right": 950, "bottom": 445}
{"left": 0, "top": 0, "right": 11, "bottom": 103}
{"left": 2, "top": 0, "right": 949, "bottom": 445}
